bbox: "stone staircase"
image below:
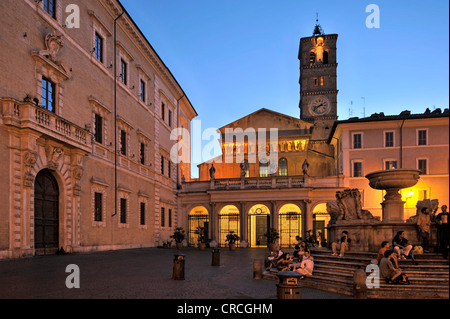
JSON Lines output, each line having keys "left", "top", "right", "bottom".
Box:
{"left": 263, "top": 248, "right": 449, "bottom": 299}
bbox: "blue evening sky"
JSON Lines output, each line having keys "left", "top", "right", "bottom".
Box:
{"left": 120, "top": 0, "right": 449, "bottom": 176}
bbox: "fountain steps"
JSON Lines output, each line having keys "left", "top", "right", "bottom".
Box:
{"left": 262, "top": 249, "right": 449, "bottom": 299}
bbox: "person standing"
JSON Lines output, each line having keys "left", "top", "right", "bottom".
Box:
{"left": 436, "top": 205, "right": 449, "bottom": 258}
{"left": 417, "top": 207, "right": 432, "bottom": 252}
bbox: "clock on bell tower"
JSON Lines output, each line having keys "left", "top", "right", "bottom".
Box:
{"left": 299, "top": 21, "right": 338, "bottom": 139}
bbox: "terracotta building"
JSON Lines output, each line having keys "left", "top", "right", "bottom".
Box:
{"left": 0, "top": 0, "right": 196, "bottom": 259}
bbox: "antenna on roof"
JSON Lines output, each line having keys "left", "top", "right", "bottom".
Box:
{"left": 361, "top": 97, "right": 366, "bottom": 117}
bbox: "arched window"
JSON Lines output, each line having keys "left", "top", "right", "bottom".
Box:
{"left": 279, "top": 158, "right": 288, "bottom": 176}
{"left": 259, "top": 161, "right": 269, "bottom": 177}
{"left": 323, "top": 50, "right": 329, "bottom": 64}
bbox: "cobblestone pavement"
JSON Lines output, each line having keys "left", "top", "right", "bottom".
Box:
{"left": 0, "top": 247, "right": 350, "bottom": 299}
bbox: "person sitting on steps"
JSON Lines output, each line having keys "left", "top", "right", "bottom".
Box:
{"left": 266, "top": 245, "right": 284, "bottom": 271}
{"left": 292, "top": 249, "right": 314, "bottom": 279}
{"left": 392, "top": 230, "right": 418, "bottom": 265}
{"left": 377, "top": 241, "right": 399, "bottom": 268}
{"left": 380, "top": 250, "right": 410, "bottom": 285}
{"left": 276, "top": 252, "right": 293, "bottom": 272}
{"left": 332, "top": 231, "right": 351, "bottom": 257}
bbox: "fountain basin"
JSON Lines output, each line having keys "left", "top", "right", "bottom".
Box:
{"left": 366, "top": 169, "right": 421, "bottom": 222}
{"left": 365, "top": 169, "right": 421, "bottom": 190}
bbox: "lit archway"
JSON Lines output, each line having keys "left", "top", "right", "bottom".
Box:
{"left": 219, "top": 205, "right": 240, "bottom": 247}
{"left": 248, "top": 204, "right": 270, "bottom": 247}
{"left": 188, "top": 206, "right": 209, "bottom": 247}
{"left": 278, "top": 204, "right": 302, "bottom": 248}
{"left": 313, "top": 203, "right": 330, "bottom": 247}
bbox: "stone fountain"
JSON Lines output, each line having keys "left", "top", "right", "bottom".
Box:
{"left": 326, "top": 169, "right": 429, "bottom": 252}
{"left": 365, "top": 169, "right": 421, "bottom": 223}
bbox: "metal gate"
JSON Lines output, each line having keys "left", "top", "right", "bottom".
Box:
{"left": 218, "top": 213, "right": 240, "bottom": 247}
{"left": 188, "top": 214, "right": 209, "bottom": 246}
{"left": 279, "top": 212, "right": 301, "bottom": 248}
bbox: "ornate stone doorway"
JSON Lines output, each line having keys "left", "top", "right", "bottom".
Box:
{"left": 34, "top": 169, "right": 60, "bottom": 255}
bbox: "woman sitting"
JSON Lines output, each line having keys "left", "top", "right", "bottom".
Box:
{"left": 293, "top": 250, "right": 314, "bottom": 279}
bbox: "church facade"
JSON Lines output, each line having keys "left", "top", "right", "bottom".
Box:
{"left": 178, "top": 27, "right": 345, "bottom": 248}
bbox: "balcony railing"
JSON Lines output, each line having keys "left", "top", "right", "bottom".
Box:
{"left": 212, "top": 176, "right": 305, "bottom": 190}
{"left": 181, "top": 175, "right": 345, "bottom": 193}
{"left": 1, "top": 99, "right": 92, "bottom": 152}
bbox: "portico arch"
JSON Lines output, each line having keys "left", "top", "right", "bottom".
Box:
{"left": 188, "top": 206, "right": 209, "bottom": 247}
{"left": 248, "top": 204, "right": 271, "bottom": 247}
{"left": 278, "top": 203, "right": 302, "bottom": 248}
{"left": 312, "top": 202, "right": 331, "bottom": 247}
{"left": 218, "top": 205, "right": 240, "bottom": 247}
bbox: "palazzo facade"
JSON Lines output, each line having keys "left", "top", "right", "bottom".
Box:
{"left": 0, "top": 0, "right": 196, "bottom": 259}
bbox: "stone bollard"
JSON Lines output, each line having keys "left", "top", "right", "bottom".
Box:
{"left": 253, "top": 259, "right": 262, "bottom": 279}
{"left": 211, "top": 248, "right": 220, "bottom": 266}
{"left": 353, "top": 268, "right": 368, "bottom": 299}
{"left": 172, "top": 253, "right": 185, "bottom": 280}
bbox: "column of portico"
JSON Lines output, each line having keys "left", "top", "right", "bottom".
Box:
{"left": 239, "top": 202, "right": 248, "bottom": 244}
{"left": 209, "top": 202, "right": 216, "bottom": 242}
{"left": 301, "top": 200, "right": 313, "bottom": 238}
{"left": 271, "top": 201, "right": 278, "bottom": 231}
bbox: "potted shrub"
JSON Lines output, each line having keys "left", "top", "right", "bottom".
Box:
{"left": 194, "top": 226, "right": 207, "bottom": 250}
{"left": 225, "top": 231, "right": 240, "bottom": 251}
{"left": 170, "top": 227, "right": 186, "bottom": 250}
{"left": 264, "top": 228, "right": 280, "bottom": 251}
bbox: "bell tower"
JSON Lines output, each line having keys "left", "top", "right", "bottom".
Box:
{"left": 299, "top": 20, "right": 338, "bottom": 140}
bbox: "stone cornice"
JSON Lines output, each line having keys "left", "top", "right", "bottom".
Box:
{"left": 301, "top": 63, "right": 338, "bottom": 70}
{"left": 301, "top": 90, "right": 339, "bottom": 96}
